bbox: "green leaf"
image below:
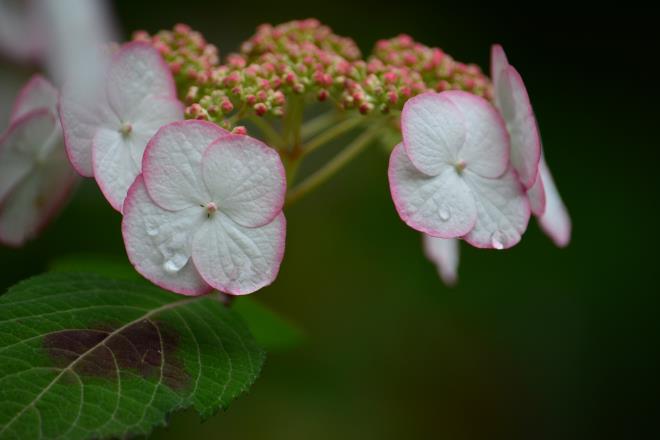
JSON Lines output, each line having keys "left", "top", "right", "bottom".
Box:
{"left": 49, "top": 254, "right": 305, "bottom": 352}
{"left": 0, "top": 272, "right": 264, "bottom": 439}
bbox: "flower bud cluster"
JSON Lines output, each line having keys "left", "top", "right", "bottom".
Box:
{"left": 370, "top": 34, "right": 492, "bottom": 100}
{"left": 133, "top": 24, "right": 220, "bottom": 93}
{"left": 136, "top": 21, "right": 493, "bottom": 124}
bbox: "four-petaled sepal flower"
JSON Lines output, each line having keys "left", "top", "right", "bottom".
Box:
{"left": 122, "top": 120, "right": 287, "bottom": 296}
{"left": 389, "top": 91, "right": 530, "bottom": 249}
{"left": 0, "top": 75, "right": 78, "bottom": 247}
{"left": 59, "top": 41, "right": 183, "bottom": 212}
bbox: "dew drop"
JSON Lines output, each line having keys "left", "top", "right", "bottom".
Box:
{"left": 147, "top": 227, "right": 159, "bottom": 237}
{"left": 163, "top": 253, "right": 188, "bottom": 274}
{"left": 491, "top": 233, "right": 504, "bottom": 250}
{"left": 439, "top": 206, "right": 450, "bottom": 222}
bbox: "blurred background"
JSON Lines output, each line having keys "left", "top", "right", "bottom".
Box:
{"left": 1, "top": 2, "right": 657, "bottom": 439}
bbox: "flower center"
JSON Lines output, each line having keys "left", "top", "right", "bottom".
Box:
{"left": 204, "top": 202, "right": 218, "bottom": 218}
{"left": 119, "top": 122, "right": 133, "bottom": 136}
{"left": 454, "top": 160, "right": 466, "bottom": 174}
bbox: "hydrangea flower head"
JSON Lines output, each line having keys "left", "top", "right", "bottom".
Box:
{"left": 59, "top": 42, "right": 183, "bottom": 211}
{"left": 389, "top": 91, "right": 530, "bottom": 249}
{"left": 122, "top": 120, "right": 287, "bottom": 296}
{"left": 0, "top": 75, "right": 78, "bottom": 246}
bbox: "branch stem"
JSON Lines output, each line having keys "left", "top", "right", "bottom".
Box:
{"left": 285, "top": 121, "right": 385, "bottom": 207}
{"left": 302, "top": 117, "right": 364, "bottom": 158}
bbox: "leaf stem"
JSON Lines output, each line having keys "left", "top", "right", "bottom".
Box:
{"left": 285, "top": 120, "right": 386, "bottom": 207}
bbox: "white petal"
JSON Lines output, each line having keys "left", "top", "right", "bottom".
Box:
{"left": 527, "top": 167, "right": 546, "bottom": 217}
{"left": 59, "top": 82, "right": 117, "bottom": 177}
{"left": 142, "top": 120, "right": 228, "bottom": 211}
{"left": 423, "top": 235, "right": 460, "bottom": 286}
{"left": 0, "top": 110, "right": 56, "bottom": 202}
{"left": 0, "top": 0, "right": 41, "bottom": 63}
{"left": 10, "top": 75, "right": 58, "bottom": 123}
{"left": 537, "top": 157, "right": 571, "bottom": 247}
{"left": 92, "top": 128, "right": 140, "bottom": 212}
{"left": 192, "top": 212, "right": 286, "bottom": 295}
{"left": 490, "top": 44, "right": 509, "bottom": 93}
{"left": 0, "top": 139, "right": 77, "bottom": 247}
{"left": 36, "top": 0, "right": 116, "bottom": 88}
{"left": 106, "top": 42, "right": 177, "bottom": 118}
{"left": 443, "top": 91, "right": 510, "bottom": 178}
{"left": 128, "top": 97, "right": 184, "bottom": 167}
{"left": 122, "top": 176, "right": 212, "bottom": 295}
{"left": 493, "top": 65, "right": 541, "bottom": 188}
{"left": 462, "top": 168, "right": 531, "bottom": 249}
{"left": 388, "top": 143, "right": 477, "bottom": 238}
{"left": 202, "top": 135, "right": 286, "bottom": 228}
{"left": 401, "top": 92, "right": 464, "bottom": 176}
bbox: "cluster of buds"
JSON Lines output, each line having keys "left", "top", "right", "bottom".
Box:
{"left": 370, "top": 34, "right": 492, "bottom": 100}
{"left": 133, "top": 24, "right": 220, "bottom": 92}
{"left": 135, "top": 21, "right": 493, "bottom": 123}
{"left": 335, "top": 60, "right": 428, "bottom": 114}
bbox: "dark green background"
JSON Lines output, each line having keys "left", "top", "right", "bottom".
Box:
{"left": 1, "top": 3, "right": 657, "bottom": 439}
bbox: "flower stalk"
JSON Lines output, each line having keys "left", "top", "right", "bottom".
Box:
{"left": 286, "top": 118, "right": 388, "bottom": 206}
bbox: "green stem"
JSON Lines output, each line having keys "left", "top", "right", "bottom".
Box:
{"left": 248, "top": 115, "right": 285, "bottom": 148}
{"left": 283, "top": 96, "right": 304, "bottom": 151}
{"left": 285, "top": 120, "right": 385, "bottom": 207}
{"left": 227, "top": 104, "right": 248, "bottom": 126}
{"left": 285, "top": 157, "right": 302, "bottom": 186}
{"left": 301, "top": 111, "right": 339, "bottom": 140}
{"left": 302, "top": 116, "right": 364, "bottom": 158}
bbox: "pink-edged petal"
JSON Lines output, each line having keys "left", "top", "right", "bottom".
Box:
{"left": 106, "top": 42, "right": 177, "bottom": 118}
{"left": 122, "top": 176, "right": 212, "bottom": 296}
{"left": 92, "top": 128, "right": 140, "bottom": 212}
{"left": 537, "top": 157, "right": 571, "bottom": 248}
{"left": 0, "top": 141, "right": 77, "bottom": 247}
{"left": 59, "top": 83, "right": 117, "bottom": 177}
{"left": 0, "top": 110, "right": 56, "bottom": 203}
{"left": 122, "top": 96, "right": 184, "bottom": 167}
{"left": 388, "top": 143, "right": 477, "bottom": 238}
{"left": 490, "top": 44, "right": 509, "bottom": 90}
{"left": 462, "top": 167, "right": 531, "bottom": 249}
{"left": 202, "top": 135, "right": 286, "bottom": 228}
{"left": 527, "top": 167, "right": 547, "bottom": 217}
{"left": 192, "top": 212, "right": 286, "bottom": 295}
{"left": 443, "top": 91, "right": 510, "bottom": 178}
{"left": 423, "top": 235, "right": 460, "bottom": 286}
{"left": 10, "top": 75, "right": 58, "bottom": 123}
{"left": 401, "top": 92, "right": 465, "bottom": 176}
{"left": 494, "top": 65, "right": 541, "bottom": 188}
{"left": 142, "top": 120, "right": 228, "bottom": 211}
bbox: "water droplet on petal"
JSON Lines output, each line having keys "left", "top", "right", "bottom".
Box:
{"left": 163, "top": 253, "right": 188, "bottom": 274}
{"left": 439, "top": 206, "right": 450, "bottom": 222}
{"left": 491, "top": 233, "right": 504, "bottom": 250}
{"left": 147, "top": 227, "right": 159, "bottom": 236}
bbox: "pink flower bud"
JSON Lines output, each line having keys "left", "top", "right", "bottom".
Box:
{"left": 254, "top": 102, "right": 267, "bottom": 116}
{"left": 221, "top": 99, "right": 234, "bottom": 113}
